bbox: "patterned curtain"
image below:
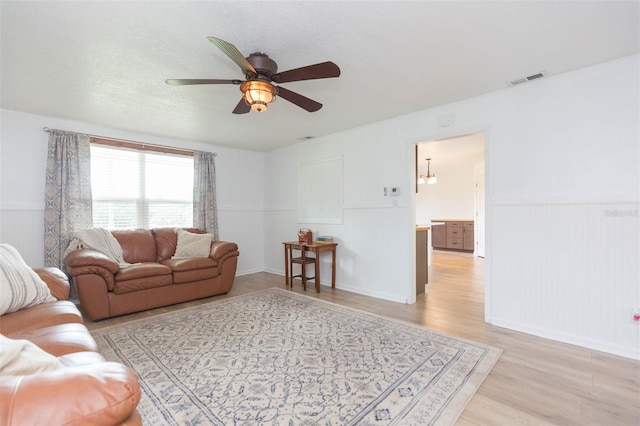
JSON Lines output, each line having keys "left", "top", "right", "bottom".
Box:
{"left": 193, "top": 151, "right": 219, "bottom": 240}
{"left": 43, "top": 130, "right": 93, "bottom": 269}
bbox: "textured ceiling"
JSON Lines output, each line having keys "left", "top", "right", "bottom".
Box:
{"left": 1, "top": 1, "right": 638, "bottom": 151}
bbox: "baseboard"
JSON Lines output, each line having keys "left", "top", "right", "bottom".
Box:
{"left": 491, "top": 317, "right": 640, "bottom": 360}
{"left": 335, "top": 283, "right": 409, "bottom": 304}
{"left": 262, "top": 268, "right": 284, "bottom": 276}
{"left": 235, "top": 268, "right": 265, "bottom": 276}
{"left": 255, "top": 269, "right": 407, "bottom": 304}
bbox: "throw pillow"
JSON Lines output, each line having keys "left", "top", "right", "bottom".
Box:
{"left": 0, "top": 244, "right": 56, "bottom": 316}
{"left": 172, "top": 229, "right": 212, "bottom": 259}
{"left": 0, "top": 334, "right": 64, "bottom": 376}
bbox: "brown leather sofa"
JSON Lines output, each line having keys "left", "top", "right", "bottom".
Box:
{"left": 0, "top": 267, "right": 141, "bottom": 426}
{"left": 65, "top": 228, "right": 239, "bottom": 321}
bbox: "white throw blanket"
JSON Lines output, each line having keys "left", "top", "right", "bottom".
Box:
{"left": 0, "top": 335, "right": 64, "bottom": 376}
{"left": 65, "top": 228, "right": 132, "bottom": 268}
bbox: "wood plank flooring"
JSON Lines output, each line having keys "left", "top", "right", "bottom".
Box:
{"left": 85, "top": 250, "right": 640, "bottom": 425}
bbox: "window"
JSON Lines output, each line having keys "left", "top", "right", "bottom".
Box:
{"left": 90, "top": 144, "right": 194, "bottom": 230}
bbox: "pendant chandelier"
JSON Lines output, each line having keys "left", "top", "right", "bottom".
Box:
{"left": 418, "top": 158, "right": 438, "bottom": 185}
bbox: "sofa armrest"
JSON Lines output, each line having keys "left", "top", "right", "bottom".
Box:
{"left": 209, "top": 241, "right": 239, "bottom": 262}
{"left": 65, "top": 250, "right": 118, "bottom": 294}
{"left": 33, "top": 267, "right": 71, "bottom": 301}
{"left": 65, "top": 249, "right": 119, "bottom": 275}
{"left": 0, "top": 362, "right": 141, "bottom": 426}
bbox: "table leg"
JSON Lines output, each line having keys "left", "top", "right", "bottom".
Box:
{"left": 284, "top": 244, "right": 290, "bottom": 288}
{"left": 315, "top": 249, "right": 320, "bottom": 293}
{"left": 331, "top": 247, "right": 336, "bottom": 288}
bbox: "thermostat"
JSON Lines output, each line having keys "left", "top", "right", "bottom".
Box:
{"left": 384, "top": 187, "right": 400, "bottom": 196}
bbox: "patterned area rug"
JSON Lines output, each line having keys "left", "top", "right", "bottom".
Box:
{"left": 91, "top": 288, "right": 501, "bottom": 425}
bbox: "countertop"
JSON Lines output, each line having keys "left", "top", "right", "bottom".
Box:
{"left": 431, "top": 219, "right": 474, "bottom": 223}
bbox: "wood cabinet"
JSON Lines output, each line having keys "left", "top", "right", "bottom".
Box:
{"left": 463, "top": 221, "right": 475, "bottom": 251}
{"left": 446, "top": 221, "right": 464, "bottom": 249}
{"left": 432, "top": 220, "right": 474, "bottom": 252}
{"left": 431, "top": 224, "right": 446, "bottom": 249}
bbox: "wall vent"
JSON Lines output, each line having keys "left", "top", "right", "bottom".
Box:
{"left": 509, "top": 71, "right": 547, "bottom": 87}
{"left": 509, "top": 77, "right": 529, "bottom": 86}
{"left": 526, "top": 72, "right": 545, "bottom": 81}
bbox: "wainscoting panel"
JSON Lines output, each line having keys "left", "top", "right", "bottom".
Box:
{"left": 262, "top": 205, "right": 414, "bottom": 303}
{"left": 2, "top": 206, "right": 264, "bottom": 274}
{"left": 490, "top": 201, "right": 639, "bottom": 358}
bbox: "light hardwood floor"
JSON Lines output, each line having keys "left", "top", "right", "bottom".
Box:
{"left": 86, "top": 250, "right": 640, "bottom": 425}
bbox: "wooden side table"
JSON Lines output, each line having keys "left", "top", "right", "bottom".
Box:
{"left": 283, "top": 241, "right": 337, "bottom": 292}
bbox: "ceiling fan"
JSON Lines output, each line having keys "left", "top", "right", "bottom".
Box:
{"left": 166, "top": 36, "right": 341, "bottom": 114}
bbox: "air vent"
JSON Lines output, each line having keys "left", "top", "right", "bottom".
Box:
{"left": 509, "top": 71, "right": 547, "bottom": 87}
{"left": 509, "top": 77, "right": 529, "bottom": 86}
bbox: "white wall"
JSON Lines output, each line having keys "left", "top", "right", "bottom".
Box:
{"left": 415, "top": 134, "right": 485, "bottom": 223}
{"left": 263, "top": 127, "right": 414, "bottom": 304}
{"left": 264, "top": 54, "right": 639, "bottom": 359}
{"left": 415, "top": 155, "right": 482, "bottom": 222}
{"left": 0, "top": 109, "right": 265, "bottom": 275}
{"left": 1, "top": 54, "right": 637, "bottom": 359}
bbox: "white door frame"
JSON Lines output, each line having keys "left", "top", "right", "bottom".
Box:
{"left": 409, "top": 127, "right": 493, "bottom": 324}
{"left": 474, "top": 161, "right": 486, "bottom": 257}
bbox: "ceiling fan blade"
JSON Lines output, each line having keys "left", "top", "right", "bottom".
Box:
{"left": 272, "top": 61, "right": 340, "bottom": 84}
{"left": 165, "top": 79, "right": 242, "bottom": 85}
{"left": 277, "top": 86, "right": 322, "bottom": 112}
{"left": 207, "top": 36, "right": 257, "bottom": 77}
{"left": 232, "top": 98, "right": 250, "bottom": 114}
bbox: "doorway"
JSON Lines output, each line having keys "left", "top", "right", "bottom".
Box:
{"left": 415, "top": 132, "right": 485, "bottom": 255}
{"left": 414, "top": 132, "right": 486, "bottom": 300}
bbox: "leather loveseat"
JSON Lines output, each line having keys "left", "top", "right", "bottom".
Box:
{"left": 65, "top": 228, "right": 239, "bottom": 321}
{"left": 0, "top": 267, "right": 141, "bottom": 426}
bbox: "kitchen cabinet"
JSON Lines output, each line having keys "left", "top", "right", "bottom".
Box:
{"left": 431, "top": 224, "right": 446, "bottom": 249}
{"left": 463, "top": 222, "right": 475, "bottom": 251}
{"left": 432, "top": 220, "right": 474, "bottom": 253}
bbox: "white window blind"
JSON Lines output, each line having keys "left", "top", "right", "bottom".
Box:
{"left": 90, "top": 144, "right": 194, "bottom": 230}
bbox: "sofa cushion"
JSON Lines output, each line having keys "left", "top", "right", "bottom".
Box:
{"left": 0, "top": 301, "right": 83, "bottom": 337}
{"left": 0, "top": 335, "right": 64, "bottom": 376}
{"left": 153, "top": 227, "right": 179, "bottom": 262}
{"left": 115, "top": 263, "right": 172, "bottom": 282}
{"left": 13, "top": 323, "right": 98, "bottom": 356}
{"left": 172, "top": 268, "right": 219, "bottom": 285}
{"left": 0, "top": 362, "right": 141, "bottom": 426}
{"left": 112, "top": 263, "right": 173, "bottom": 294}
{"left": 153, "top": 227, "right": 207, "bottom": 262}
{"left": 34, "top": 267, "right": 71, "bottom": 300}
{"left": 162, "top": 257, "right": 217, "bottom": 272}
{"left": 173, "top": 229, "right": 212, "bottom": 258}
{"left": 0, "top": 244, "right": 56, "bottom": 316}
{"left": 112, "top": 230, "right": 157, "bottom": 263}
{"left": 113, "top": 274, "right": 173, "bottom": 294}
{"left": 162, "top": 257, "right": 219, "bottom": 284}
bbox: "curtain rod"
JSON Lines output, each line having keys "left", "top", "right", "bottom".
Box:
{"left": 43, "top": 127, "right": 217, "bottom": 156}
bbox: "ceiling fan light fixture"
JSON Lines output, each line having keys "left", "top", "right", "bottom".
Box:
{"left": 240, "top": 80, "right": 277, "bottom": 112}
